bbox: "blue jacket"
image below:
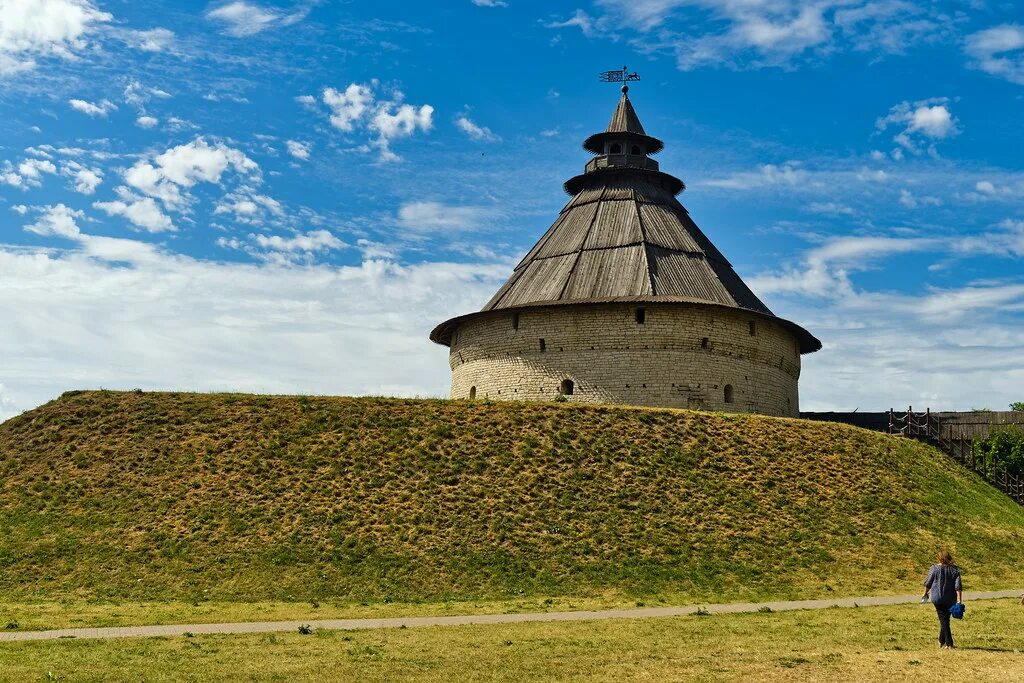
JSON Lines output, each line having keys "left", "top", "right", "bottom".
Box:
{"left": 924, "top": 564, "right": 962, "bottom": 605}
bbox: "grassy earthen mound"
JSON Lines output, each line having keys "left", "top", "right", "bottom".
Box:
{"left": 1, "top": 390, "right": 1022, "bottom": 603}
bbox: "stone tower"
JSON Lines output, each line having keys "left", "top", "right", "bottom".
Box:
{"left": 430, "top": 87, "right": 820, "bottom": 416}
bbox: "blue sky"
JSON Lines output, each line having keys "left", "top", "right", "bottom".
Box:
{"left": 1, "top": 0, "right": 1023, "bottom": 419}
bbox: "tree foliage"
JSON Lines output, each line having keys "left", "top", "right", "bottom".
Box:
{"left": 975, "top": 425, "right": 1024, "bottom": 478}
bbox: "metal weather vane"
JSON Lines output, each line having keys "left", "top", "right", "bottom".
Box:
{"left": 598, "top": 65, "right": 641, "bottom": 84}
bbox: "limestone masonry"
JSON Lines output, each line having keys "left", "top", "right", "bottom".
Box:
{"left": 431, "top": 87, "right": 820, "bottom": 416}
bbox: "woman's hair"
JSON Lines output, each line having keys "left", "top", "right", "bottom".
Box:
{"left": 937, "top": 549, "right": 955, "bottom": 566}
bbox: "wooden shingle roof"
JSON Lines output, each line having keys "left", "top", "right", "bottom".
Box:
{"left": 431, "top": 91, "right": 821, "bottom": 354}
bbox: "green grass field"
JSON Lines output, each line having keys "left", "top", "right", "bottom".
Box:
{"left": 2, "top": 599, "right": 1022, "bottom": 682}
{"left": 2, "top": 390, "right": 1024, "bottom": 607}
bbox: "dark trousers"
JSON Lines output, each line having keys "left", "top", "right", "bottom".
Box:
{"left": 935, "top": 603, "right": 954, "bottom": 647}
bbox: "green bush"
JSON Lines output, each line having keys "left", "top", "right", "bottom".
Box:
{"left": 975, "top": 425, "right": 1024, "bottom": 478}
{"left": 1010, "top": 402, "right": 1024, "bottom": 412}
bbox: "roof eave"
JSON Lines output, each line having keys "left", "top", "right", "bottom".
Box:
{"left": 563, "top": 167, "right": 684, "bottom": 196}
{"left": 583, "top": 131, "right": 664, "bottom": 155}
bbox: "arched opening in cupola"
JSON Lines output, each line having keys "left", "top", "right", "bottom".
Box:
{"left": 469, "top": 386, "right": 477, "bottom": 400}
{"left": 610, "top": 143, "right": 622, "bottom": 154}
{"left": 560, "top": 379, "right": 574, "bottom": 396}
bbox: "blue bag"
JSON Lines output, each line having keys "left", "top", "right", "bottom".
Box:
{"left": 950, "top": 603, "right": 966, "bottom": 620}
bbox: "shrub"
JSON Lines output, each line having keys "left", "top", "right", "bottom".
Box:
{"left": 975, "top": 425, "right": 1024, "bottom": 478}
{"left": 1010, "top": 402, "right": 1024, "bottom": 412}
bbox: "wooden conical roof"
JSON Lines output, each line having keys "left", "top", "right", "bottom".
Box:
{"left": 431, "top": 92, "right": 820, "bottom": 354}
{"left": 583, "top": 87, "right": 663, "bottom": 154}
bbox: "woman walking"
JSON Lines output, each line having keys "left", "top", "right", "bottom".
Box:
{"left": 923, "top": 549, "right": 963, "bottom": 648}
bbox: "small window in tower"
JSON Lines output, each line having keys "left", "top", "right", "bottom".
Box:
{"left": 724, "top": 384, "right": 734, "bottom": 403}
{"left": 512, "top": 312, "right": 519, "bottom": 330}
{"left": 539, "top": 338, "right": 546, "bottom": 352}
{"left": 469, "top": 386, "right": 477, "bottom": 400}
{"left": 560, "top": 379, "right": 574, "bottom": 396}
{"left": 701, "top": 337, "right": 710, "bottom": 349}
{"left": 635, "top": 307, "right": 646, "bottom": 324}
{"left": 749, "top": 321, "right": 757, "bottom": 336}
{"left": 610, "top": 143, "right": 622, "bottom": 154}
{"left": 631, "top": 145, "right": 641, "bottom": 155}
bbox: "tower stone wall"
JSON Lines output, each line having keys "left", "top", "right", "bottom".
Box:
{"left": 449, "top": 303, "right": 801, "bottom": 417}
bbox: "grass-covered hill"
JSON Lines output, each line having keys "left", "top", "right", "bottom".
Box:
{"left": 1, "top": 390, "right": 1023, "bottom": 604}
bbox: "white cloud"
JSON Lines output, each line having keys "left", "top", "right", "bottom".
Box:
{"left": 910, "top": 106, "right": 956, "bottom": 138}
{"left": 472, "top": 0, "right": 507, "bottom": 6}
{"left": 213, "top": 190, "right": 283, "bottom": 225}
{"left": 785, "top": 281, "right": 1024, "bottom": 411}
{"left": 0, "top": 163, "right": 23, "bottom": 188}
{"left": 124, "top": 80, "right": 171, "bottom": 108}
{"left": 94, "top": 189, "right": 175, "bottom": 233}
{"left": 18, "top": 157, "right": 57, "bottom": 181}
{"left": 0, "top": 0, "right": 112, "bottom": 74}
{"left": 323, "top": 83, "right": 374, "bottom": 132}
{"left": 833, "top": 1, "right": 951, "bottom": 54}
{"left": 750, "top": 223, "right": 1024, "bottom": 303}
{"left": 0, "top": 157, "right": 58, "bottom": 189}
{"left": 323, "top": 82, "right": 433, "bottom": 162}
{"left": 898, "top": 188, "right": 941, "bottom": 209}
{"left": 2, "top": 156, "right": 64, "bottom": 188}
{"left": 455, "top": 114, "right": 500, "bottom": 142}
{"left": 703, "top": 163, "right": 806, "bottom": 190}
{"left": 738, "top": 225, "right": 1024, "bottom": 412}
{"left": 285, "top": 139, "right": 311, "bottom": 160}
{"left": 25, "top": 203, "right": 83, "bottom": 238}
{"left": 0, "top": 244, "right": 507, "bottom": 421}
{"left": 549, "top": 1, "right": 952, "bottom": 70}
{"left": 123, "top": 27, "right": 175, "bottom": 52}
{"left": 64, "top": 163, "right": 103, "bottom": 194}
{"left": 206, "top": 1, "right": 307, "bottom": 37}
{"left": 20, "top": 203, "right": 164, "bottom": 265}
{"left": 545, "top": 9, "right": 603, "bottom": 39}
{"left": 876, "top": 97, "right": 959, "bottom": 155}
{"left": 136, "top": 115, "right": 158, "bottom": 128}
{"left": 252, "top": 230, "right": 345, "bottom": 253}
{"left": 11, "top": 204, "right": 28, "bottom": 214}
{"left": 122, "top": 137, "right": 260, "bottom": 211}
{"left": 965, "top": 24, "right": 1024, "bottom": 86}
{"left": 166, "top": 116, "right": 198, "bottom": 132}
{"left": 397, "top": 202, "right": 486, "bottom": 232}
{"left": 807, "top": 202, "right": 853, "bottom": 216}
{"left": 68, "top": 98, "right": 117, "bottom": 117}
{"left": 964, "top": 178, "right": 1024, "bottom": 202}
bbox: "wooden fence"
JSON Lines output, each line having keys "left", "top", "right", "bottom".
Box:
{"left": 888, "top": 407, "right": 1024, "bottom": 506}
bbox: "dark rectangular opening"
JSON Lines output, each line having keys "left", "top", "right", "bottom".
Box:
{"left": 512, "top": 312, "right": 519, "bottom": 330}
{"left": 635, "top": 307, "right": 646, "bottom": 324}
{"left": 539, "top": 338, "right": 546, "bottom": 352}
{"left": 749, "top": 321, "right": 756, "bottom": 336}
{"left": 701, "top": 337, "right": 709, "bottom": 349}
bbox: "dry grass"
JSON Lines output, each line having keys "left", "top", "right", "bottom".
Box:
{"left": 1, "top": 390, "right": 1023, "bottom": 604}
{"left": 1, "top": 599, "right": 1022, "bottom": 681}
